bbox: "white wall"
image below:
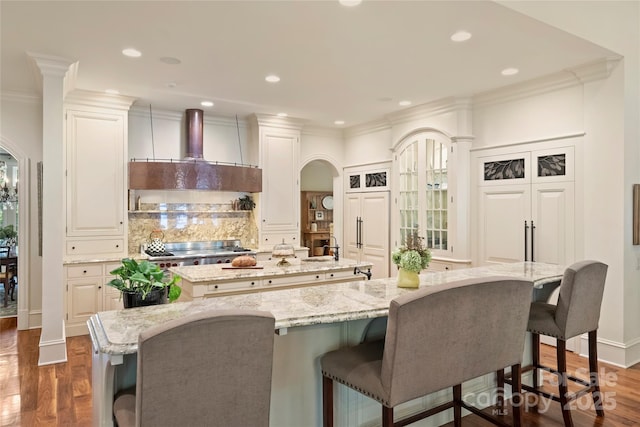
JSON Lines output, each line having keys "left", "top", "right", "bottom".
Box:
{"left": 0, "top": 94, "right": 44, "bottom": 328}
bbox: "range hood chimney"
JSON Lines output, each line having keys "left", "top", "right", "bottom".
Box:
{"left": 185, "top": 108, "right": 204, "bottom": 160}
{"left": 129, "top": 109, "right": 262, "bottom": 192}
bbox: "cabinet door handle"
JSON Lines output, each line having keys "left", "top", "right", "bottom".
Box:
{"left": 531, "top": 220, "right": 536, "bottom": 262}
{"left": 524, "top": 221, "right": 529, "bottom": 261}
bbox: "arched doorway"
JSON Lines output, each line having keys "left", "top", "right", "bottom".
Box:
{"left": 300, "top": 158, "right": 342, "bottom": 255}
{"left": 0, "top": 140, "right": 30, "bottom": 330}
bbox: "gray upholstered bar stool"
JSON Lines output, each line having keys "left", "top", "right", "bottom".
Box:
{"left": 502, "top": 260, "right": 608, "bottom": 427}
{"left": 113, "top": 309, "right": 275, "bottom": 427}
{"left": 321, "top": 276, "right": 534, "bottom": 427}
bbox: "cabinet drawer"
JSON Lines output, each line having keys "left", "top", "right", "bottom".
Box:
{"left": 206, "top": 279, "right": 261, "bottom": 293}
{"left": 66, "top": 264, "right": 103, "bottom": 278}
{"left": 263, "top": 273, "right": 324, "bottom": 288}
{"left": 66, "top": 239, "right": 125, "bottom": 256}
{"left": 325, "top": 269, "right": 358, "bottom": 281}
{"left": 261, "top": 232, "right": 299, "bottom": 248}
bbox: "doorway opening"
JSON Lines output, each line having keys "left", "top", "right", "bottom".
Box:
{"left": 300, "top": 159, "right": 340, "bottom": 256}
{"left": 0, "top": 149, "right": 18, "bottom": 319}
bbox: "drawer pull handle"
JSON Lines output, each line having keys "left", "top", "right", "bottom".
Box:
{"left": 72, "top": 246, "right": 76, "bottom": 250}
{"left": 268, "top": 280, "right": 272, "bottom": 284}
{"left": 330, "top": 273, "right": 334, "bottom": 277}
{"left": 251, "top": 282, "right": 255, "bottom": 286}
{"left": 214, "top": 285, "right": 218, "bottom": 289}
{"left": 316, "top": 275, "right": 320, "bottom": 279}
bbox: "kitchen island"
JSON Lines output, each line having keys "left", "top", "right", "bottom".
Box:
{"left": 171, "top": 257, "right": 374, "bottom": 300}
{"left": 88, "top": 262, "right": 566, "bottom": 427}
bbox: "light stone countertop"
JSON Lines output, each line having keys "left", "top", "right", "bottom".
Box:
{"left": 169, "top": 257, "right": 371, "bottom": 283}
{"left": 88, "top": 261, "right": 566, "bottom": 356}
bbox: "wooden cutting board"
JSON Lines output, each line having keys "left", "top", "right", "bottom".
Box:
{"left": 221, "top": 266, "right": 264, "bottom": 269}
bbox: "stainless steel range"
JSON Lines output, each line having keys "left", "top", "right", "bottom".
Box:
{"left": 145, "top": 240, "right": 256, "bottom": 270}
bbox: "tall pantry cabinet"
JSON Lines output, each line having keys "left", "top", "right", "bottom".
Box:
{"left": 251, "top": 115, "right": 303, "bottom": 250}
{"left": 63, "top": 91, "right": 134, "bottom": 336}
{"left": 474, "top": 144, "right": 575, "bottom": 266}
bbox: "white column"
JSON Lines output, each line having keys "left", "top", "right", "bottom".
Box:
{"left": 30, "top": 53, "right": 74, "bottom": 366}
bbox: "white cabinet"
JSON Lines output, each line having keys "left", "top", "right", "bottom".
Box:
{"left": 64, "top": 92, "right": 134, "bottom": 260}
{"left": 475, "top": 146, "right": 575, "bottom": 266}
{"left": 252, "top": 116, "right": 302, "bottom": 250}
{"left": 344, "top": 191, "right": 390, "bottom": 278}
{"left": 65, "top": 261, "right": 124, "bottom": 336}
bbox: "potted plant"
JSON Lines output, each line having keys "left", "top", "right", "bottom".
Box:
{"left": 107, "top": 258, "right": 182, "bottom": 308}
{"left": 391, "top": 231, "right": 431, "bottom": 288}
{"left": 0, "top": 225, "right": 17, "bottom": 246}
{"left": 237, "top": 194, "right": 256, "bottom": 210}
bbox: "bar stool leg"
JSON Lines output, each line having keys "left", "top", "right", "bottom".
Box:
{"left": 453, "top": 384, "right": 462, "bottom": 427}
{"left": 511, "top": 364, "right": 522, "bottom": 427}
{"left": 531, "top": 333, "right": 540, "bottom": 387}
{"left": 556, "top": 339, "right": 574, "bottom": 427}
{"left": 588, "top": 330, "right": 605, "bottom": 417}
{"left": 496, "top": 369, "right": 505, "bottom": 409}
{"left": 382, "top": 406, "right": 394, "bottom": 427}
{"left": 322, "top": 376, "right": 334, "bottom": 427}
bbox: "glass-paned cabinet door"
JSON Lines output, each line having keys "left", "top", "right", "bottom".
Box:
{"left": 398, "top": 141, "right": 419, "bottom": 244}
{"left": 397, "top": 134, "right": 449, "bottom": 252}
{"left": 425, "top": 139, "right": 448, "bottom": 250}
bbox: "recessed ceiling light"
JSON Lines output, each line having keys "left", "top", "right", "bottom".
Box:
{"left": 105, "top": 89, "right": 119, "bottom": 95}
{"left": 501, "top": 67, "right": 519, "bottom": 76}
{"left": 201, "top": 101, "right": 214, "bottom": 107}
{"left": 160, "top": 57, "right": 181, "bottom": 65}
{"left": 167, "top": 82, "right": 177, "bottom": 88}
{"left": 339, "top": 0, "right": 362, "bottom": 6}
{"left": 334, "top": 120, "right": 345, "bottom": 125}
{"left": 265, "top": 74, "right": 281, "bottom": 83}
{"left": 277, "top": 113, "right": 288, "bottom": 117}
{"left": 399, "top": 100, "right": 412, "bottom": 106}
{"left": 122, "top": 48, "right": 142, "bottom": 58}
{"left": 450, "top": 31, "right": 472, "bottom": 42}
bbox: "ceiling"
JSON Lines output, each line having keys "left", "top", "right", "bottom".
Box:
{"left": 1, "top": 1, "right": 615, "bottom": 128}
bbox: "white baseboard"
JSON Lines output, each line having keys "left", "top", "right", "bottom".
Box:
{"left": 38, "top": 321, "right": 68, "bottom": 366}
{"left": 28, "top": 310, "right": 42, "bottom": 329}
{"left": 579, "top": 334, "right": 640, "bottom": 368}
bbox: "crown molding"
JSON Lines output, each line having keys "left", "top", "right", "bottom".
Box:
{"left": 474, "top": 57, "right": 621, "bottom": 108}
{"left": 0, "top": 90, "right": 41, "bottom": 104}
{"left": 385, "top": 96, "right": 469, "bottom": 127}
{"left": 65, "top": 89, "right": 136, "bottom": 111}
{"left": 301, "top": 125, "right": 343, "bottom": 138}
{"left": 251, "top": 113, "right": 306, "bottom": 130}
{"left": 343, "top": 118, "right": 391, "bottom": 138}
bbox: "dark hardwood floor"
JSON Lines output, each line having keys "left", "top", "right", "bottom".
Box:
{"left": 1, "top": 316, "right": 639, "bottom": 426}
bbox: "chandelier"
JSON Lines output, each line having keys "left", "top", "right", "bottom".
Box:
{"left": 0, "top": 161, "right": 18, "bottom": 210}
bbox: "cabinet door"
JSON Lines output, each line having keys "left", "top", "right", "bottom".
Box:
{"left": 260, "top": 129, "right": 299, "bottom": 233}
{"left": 66, "top": 109, "right": 125, "bottom": 237}
{"left": 344, "top": 192, "right": 390, "bottom": 278}
{"left": 478, "top": 184, "right": 531, "bottom": 265}
{"left": 532, "top": 182, "right": 574, "bottom": 265}
{"left": 67, "top": 280, "right": 102, "bottom": 324}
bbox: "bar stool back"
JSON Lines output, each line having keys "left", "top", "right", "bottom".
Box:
{"left": 113, "top": 309, "right": 275, "bottom": 427}
{"left": 504, "top": 260, "right": 608, "bottom": 427}
{"left": 321, "top": 276, "right": 534, "bottom": 427}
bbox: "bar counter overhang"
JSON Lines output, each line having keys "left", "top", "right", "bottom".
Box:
{"left": 89, "top": 262, "right": 566, "bottom": 427}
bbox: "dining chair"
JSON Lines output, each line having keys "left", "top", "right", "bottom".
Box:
{"left": 113, "top": 309, "right": 276, "bottom": 427}
{"left": 321, "top": 276, "right": 534, "bottom": 427}
{"left": 501, "top": 260, "right": 608, "bottom": 427}
{"left": 0, "top": 246, "right": 16, "bottom": 307}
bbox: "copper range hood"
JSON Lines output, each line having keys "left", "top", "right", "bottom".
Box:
{"left": 129, "top": 109, "right": 262, "bottom": 192}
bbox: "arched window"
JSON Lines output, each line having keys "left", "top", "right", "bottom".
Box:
{"left": 397, "top": 133, "right": 449, "bottom": 252}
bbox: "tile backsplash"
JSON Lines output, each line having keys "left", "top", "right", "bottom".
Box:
{"left": 128, "top": 203, "right": 258, "bottom": 254}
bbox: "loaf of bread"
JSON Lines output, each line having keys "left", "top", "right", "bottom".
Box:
{"left": 231, "top": 255, "right": 257, "bottom": 267}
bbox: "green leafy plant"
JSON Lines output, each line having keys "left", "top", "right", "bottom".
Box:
{"left": 237, "top": 194, "right": 256, "bottom": 210}
{"left": 0, "top": 225, "right": 17, "bottom": 240}
{"left": 107, "top": 258, "right": 182, "bottom": 302}
{"left": 391, "top": 231, "right": 431, "bottom": 273}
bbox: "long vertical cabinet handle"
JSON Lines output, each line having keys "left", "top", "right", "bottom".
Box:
{"left": 358, "top": 217, "right": 363, "bottom": 249}
{"left": 355, "top": 216, "right": 360, "bottom": 249}
{"left": 531, "top": 220, "right": 535, "bottom": 262}
{"left": 524, "top": 221, "right": 529, "bottom": 261}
